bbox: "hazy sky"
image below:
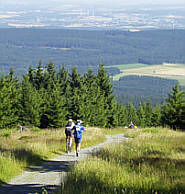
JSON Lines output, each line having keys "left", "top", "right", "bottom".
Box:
{"left": 1, "top": 0, "right": 185, "bottom": 5}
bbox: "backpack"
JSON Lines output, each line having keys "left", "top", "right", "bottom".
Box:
{"left": 75, "top": 125, "right": 81, "bottom": 138}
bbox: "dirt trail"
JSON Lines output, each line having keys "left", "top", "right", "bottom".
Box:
{"left": 0, "top": 134, "right": 128, "bottom": 194}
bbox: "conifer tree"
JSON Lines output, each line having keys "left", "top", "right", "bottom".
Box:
{"left": 96, "top": 63, "right": 115, "bottom": 127}
{"left": 44, "top": 60, "right": 57, "bottom": 89}
{"left": 151, "top": 105, "right": 161, "bottom": 127}
{"left": 57, "top": 65, "right": 69, "bottom": 94}
{"left": 39, "top": 62, "right": 67, "bottom": 128}
{"left": 0, "top": 79, "right": 15, "bottom": 127}
{"left": 20, "top": 76, "right": 42, "bottom": 126}
{"left": 0, "top": 69, "right": 20, "bottom": 128}
{"left": 143, "top": 103, "right": 153, "bottom": 127}
{"left": 67, "top": 67, "right": 85, "bottom": 121}
{"left": 35, "top": 60, "right": 45, "bottom": 90}
{"left": 125, "top": 103, "right": 138, "bottom": 127}
{"left": 27, "top": 65, "right": 35, "bottom": 85}
{"left": 162, "top": 84, "right": 185, "bottom": 130}
{"left": 138, "top": 103, "right": 146, "bottom": 127}
{"left": 41, "top": 84, "right": 66, "bottom": 128}
{"left": 82, "top": 69, "right": 98, "bottom": 125}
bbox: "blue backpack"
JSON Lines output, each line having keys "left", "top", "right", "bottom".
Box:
{"left": 75, "top": 125, "right": 81, "bottom": 138}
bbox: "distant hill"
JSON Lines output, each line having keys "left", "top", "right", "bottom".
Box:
{"left": 113, "top": 75, "right": 181, "bottom": 107}
{"left": 0, "top": 28, "right": 185, "bottom": 77}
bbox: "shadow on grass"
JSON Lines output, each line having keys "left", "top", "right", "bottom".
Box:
{"left": 93, "top": 148, "right": 185, "bottom": 169}
{"left": 0, "top": 183, "right": 59, "bottom": 194}
{"left": 60, "top": 172, "right": 185, "bottom": 194}
{"left": 0, "top": 147, "right": 44, "bottom": 166}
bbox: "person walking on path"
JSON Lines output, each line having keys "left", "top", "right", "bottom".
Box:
{"left": 65, "top": 119, "right": 75, "bottom": 153}
{"left": 72, "top": 120, "right": 85, "bottom": 157}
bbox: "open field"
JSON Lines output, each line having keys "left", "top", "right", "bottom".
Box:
{"left": 111, "top": 63, "right": 185, "bottom": 86}
{"left": 60, "top": 128, "right": 185, "bottom": 194}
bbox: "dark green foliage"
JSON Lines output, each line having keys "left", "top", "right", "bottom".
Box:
{"left": 0, "top": 70, "right": 20, "bottom": 128}
{"left": 114, "top": 75, "right": 179, "bottom": 107}
{"left": 20, "top": 76, "right": 42, "bottom": 126}
{"left": 96, "top": 64, "right": 115, "bottom": 127}
{"left": 0, "top": 62, "right": 184, "bottom": 129}
{"left": 151, "top": 105, "right": 162, "bottom": 127}
{"left": 138, "top": 103, "right": 146, "bottom": 127}
{"left": 162, "top": 85, "right": 185, "bottom": 130}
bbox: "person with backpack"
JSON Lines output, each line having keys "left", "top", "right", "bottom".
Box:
{"left": 72, "top": 120, "right": 85, "bottom": 157}
{"left": 129, "top": 121, "right": 134, "bottom": 129}
{"left": 65, "top": 119, "right": 75, "bottom": 153}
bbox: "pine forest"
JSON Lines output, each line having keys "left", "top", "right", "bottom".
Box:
{"left": 0, "top": 62, "right": 185, "bottom": 130}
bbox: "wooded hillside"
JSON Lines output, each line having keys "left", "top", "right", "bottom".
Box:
{"left": 0, "top": 29, "right": 185, "bottom": 76}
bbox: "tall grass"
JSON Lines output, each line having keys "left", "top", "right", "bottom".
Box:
{"left": 0, "top": 127, "right": 105, "bottom": 184}
{"left": 60, "top": 128, "right": 185, "bottom": 194}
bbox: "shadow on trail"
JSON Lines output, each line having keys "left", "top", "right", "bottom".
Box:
{"left": 0, "top": 159, "right": 75, "bottom": 194}
{"left": 0, "top": 183, "right": 59, "bottom": 194}
{"left": 27, "top": 160, "right": 75, "bottom": 173}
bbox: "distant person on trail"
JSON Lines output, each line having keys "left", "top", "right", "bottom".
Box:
{"left": 65, "top": 119, "right": 75, "bottom": 153}
{"left": 72, "top": 120, "right": 85, "bottom": 157}
{"left": 129, "top": 121, "right": 134, "bottom": 129}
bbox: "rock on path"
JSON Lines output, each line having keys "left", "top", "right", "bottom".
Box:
{"left": 0, "top": 134, "right": 128, "bottom": 194}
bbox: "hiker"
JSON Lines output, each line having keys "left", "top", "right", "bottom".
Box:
{"left": 72, "top": 120, "right": 85, "bottom": 157}
{"left": 129, "top": 121, "right": 134, "bottom": 129}
{"left": 65, "top": 119, "right": 75, "bottom": 153}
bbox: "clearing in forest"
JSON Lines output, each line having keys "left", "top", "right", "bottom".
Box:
{"left": 111, "top": 63, "right": 185, "bottom": 86}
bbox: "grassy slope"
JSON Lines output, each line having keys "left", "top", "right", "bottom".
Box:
{"left": 0, "top": 127, "right": 106, "bottom": 184}
{"left": 60, "top": 128, "right": 185, "bottom": 194}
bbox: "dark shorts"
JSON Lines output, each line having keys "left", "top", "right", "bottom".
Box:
{"left": 75, "top": 138, "right": 82, "bottom": 144}
{"left": 65, "top": 129, "right": 73, "bottom": 137}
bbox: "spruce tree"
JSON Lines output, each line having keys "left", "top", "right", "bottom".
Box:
{"left": 125, "top": 103, "right": 138, "bottom": 127}
{"left": 162, "top": 84, "right": 185, "bottom": 130}
{"left": 96, "top": 64, "right": 115, "bottom": 127}
{"left": 143, "top": 103, "right": 153, "bottom": 127}
{"left": 57, "top": 65, "right": 69, "bottom": 94}
{"left": 138, "top": 103, "right": 146, "bottom": 127}
{"left": 0, "top": 70, "right": 20, "bottom": 128}
{"left": 20, "top": 76, "right": 42, "bottom": 126}
{"left": 67, "top": 67, "right": 85, "bottom": 121}
{"left": 151, "top": 105, "right": 161, "bottom": 127}
{"left": 42, "top": 84, "right": 66, "bottom": 128}
{"left": 35, "top": 60, "right": 45, "bottom": 90}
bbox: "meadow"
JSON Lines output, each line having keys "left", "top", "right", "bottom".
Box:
{"left": 59, "top": 128, "right": 185, "bottom": 194}
{"left": 111, "top": 63, "right": 185, "bottom": 86}
{"left": 0, "top": 126, "right": 106, "bottom": 184}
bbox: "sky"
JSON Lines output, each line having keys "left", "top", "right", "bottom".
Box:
{"left": 0, "top": 0, "right": 185, "bottom": 11}
{"left": 1, "top": 0, "right": 185, "bottom": 5}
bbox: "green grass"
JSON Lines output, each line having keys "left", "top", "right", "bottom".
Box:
{"left": 59, "top": 128, "right": 185, "bottom": 194}
{"left": 107, "top": 63, "right": 148, "bottom": 70}
{"left": 0, "top": 127, "right": 106, "bottom": 184}
{"left": 102, "top": 127, "right": 126, "bottom": 135}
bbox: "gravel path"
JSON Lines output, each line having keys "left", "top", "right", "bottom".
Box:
{"left": 0, "top": 134, "right": 128, "bottom": 194}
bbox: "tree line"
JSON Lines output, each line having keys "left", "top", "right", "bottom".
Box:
{"left": 113, "top": 75, "right": 180, "bottom": 107}
{"left": 0, "top": 62, "right": 185, "bottom": 130}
